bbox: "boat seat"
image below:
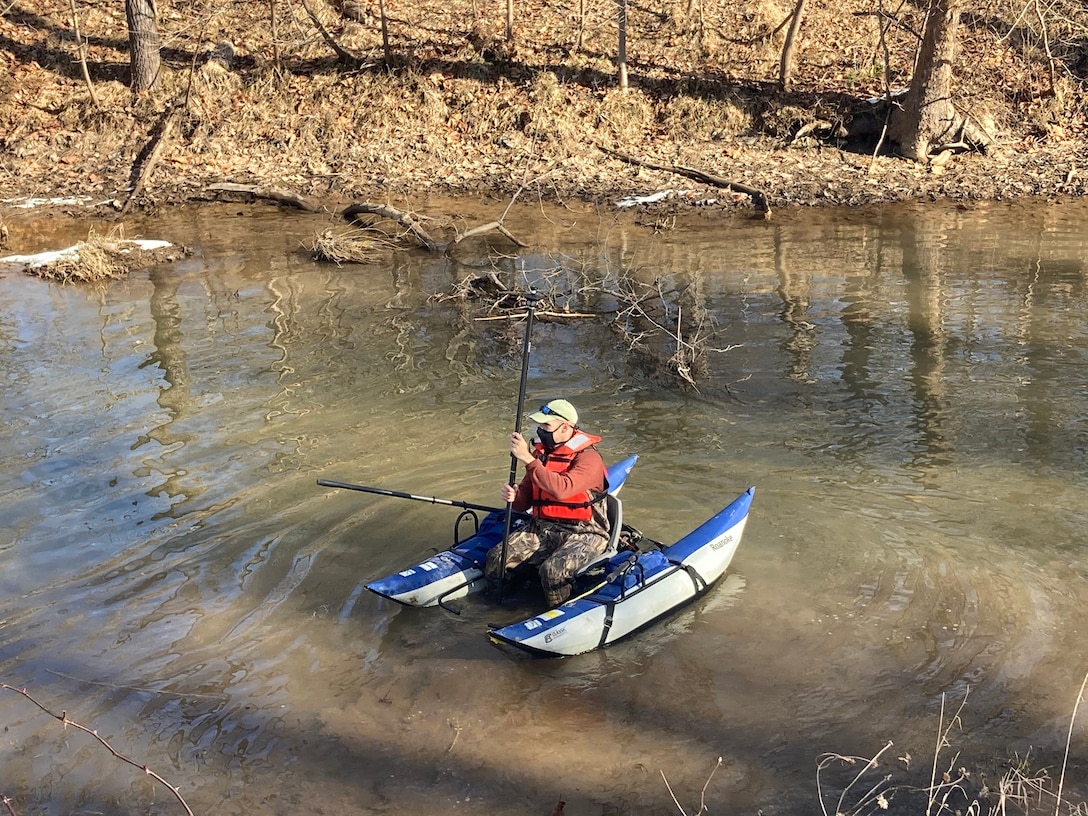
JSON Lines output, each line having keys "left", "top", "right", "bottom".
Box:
{"left": 575, "top": 493, "right": 623, "bottom": 577}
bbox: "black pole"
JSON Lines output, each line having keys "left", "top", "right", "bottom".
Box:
{"left": 316, "top": 478, "right": 504, "bottom": 515}
{"left": 496, "top": 292, "right": 541, "bottom": 604}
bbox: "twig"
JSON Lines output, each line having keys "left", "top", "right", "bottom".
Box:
{"left": 447, "top": 220, "right": 528, "bottom": 249}
{"left": 747, "top": 7, "right": 795, "bottom": 44}
{"left": 1055, "top": 670, "right": 1088, "bottom": 815}
{"left": 0, "top": 684, "right": 195, "bottom": 816}
{"left": 342, "top": 202, "right": 441, "bottom": 250}
{"left": 68, "top": 0, "right": 99, "bottom": 107}
{"left": 1032, "top": 0, "right": 1058, "bottom": 98}
{"left": 926, "top": 689, "right": 970, "bottom": 816}
{"left": 834, "top": 741, "right": 894, "bottom": 816}
{"left": 446, "top": 718, "right": 462, "bottom": 753}
{"left": 660, "top": 768, "right": 688, "bottom": 816}
{"left": 660, "top": 756, "right": 723, "bottom": 816}
{"left": 45, "top": 668, "right": 225, "bottom": 700}
{"left": 697, "top": 757, "right": 723, "bottom": 813}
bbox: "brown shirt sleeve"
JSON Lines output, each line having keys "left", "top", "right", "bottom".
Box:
{"left": 512, "top": 447, "right": 606, "bottom": 512}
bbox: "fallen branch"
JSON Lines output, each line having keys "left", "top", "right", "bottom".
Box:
{"left": 341, "top": 202, "right": 527, "bottom": 254}
{"left": 300, "top": 0, "right": 364, "bottom": 66}
{"left": 0, "top": 683, "right": 195, "bottom": 816}
{"left": 120, "top": 108, "right": 177, "bottom": 216}
{"left": 598, "top": 145, "right": 772, "bottom": 215}
{"left": 474, "top": 310, "right": 601, "bottom": 320}
{"left": 342, "top": 202, "right": 441, "bottom": 249}
{"left": 207, "top": 182, "right": 324, "bottom": 212}
{"left": 448, "top": 220, "right": 526, "bottom": 250}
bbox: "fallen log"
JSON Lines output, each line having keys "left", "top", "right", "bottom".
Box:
{"left": 599, "top": 146, "right": 772, "bottom": 215}
{"left": 207, "top": 183, "right": 324, "bottom": 212}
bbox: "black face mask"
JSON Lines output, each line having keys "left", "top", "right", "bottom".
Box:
{"left": 536, "top": 426, "right": 558, "bottom": 449}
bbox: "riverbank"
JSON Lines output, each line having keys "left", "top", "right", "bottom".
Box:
{"left": 3, "top": 0, "right": 1088, "bottom": 220}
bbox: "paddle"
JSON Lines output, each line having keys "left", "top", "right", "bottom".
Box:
{"left": 496, "top": 291, "right": 542, "bottom": 604}
{"left": 315, "top": 478, "right": 504, "bottom": 515}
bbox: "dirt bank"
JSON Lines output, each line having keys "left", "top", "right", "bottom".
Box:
{"left": 3, "top": 0, "right": 1088, "bottom": 220}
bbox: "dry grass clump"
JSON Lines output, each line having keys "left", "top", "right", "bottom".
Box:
{"left": 310, "top": 227, "right": 394, "bottom": 265}
{"left": 28, "top": 229, "right": 127, "bottom": 284}
{"left": 597, "top": 89, "right": 655, "bottom": 144}
{"left": 663, "top": 94, "right": 755, "bottom": 141}
{"left": 34, "top": 243, "right": 122, "bottom": 284}
{"left": 15, "top": 228, "right": 183, "bottom": 284}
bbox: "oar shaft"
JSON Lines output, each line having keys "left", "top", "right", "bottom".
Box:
{"left": 497, "top": 292, "right": 541, "bottom": 603}
{"left": 317, "top": 479, "right": 502, "bottom": 515}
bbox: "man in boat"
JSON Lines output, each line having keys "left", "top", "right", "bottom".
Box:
{"left": 484, "top": 398, "right": 611, "bottom": 606}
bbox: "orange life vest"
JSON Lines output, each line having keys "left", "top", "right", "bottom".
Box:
{"left": 529, "top": 431, "right": 606, "bottom": 522}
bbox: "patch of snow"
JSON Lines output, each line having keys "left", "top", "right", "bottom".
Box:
{"left": 0, "top": 240, "right": 174, "bottom": 269}
{"left": 0, "top": 247, "right": 82, "bottom": 268}
{"left": 1, "top": 196, "right": 108, "bottom": 209}
{"left": 615, "top": 189, "right": 697, "bottom": 208}
{"left": 616, "top": 190, "right": 672, "bottom": 207}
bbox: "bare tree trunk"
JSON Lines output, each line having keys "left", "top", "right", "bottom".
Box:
{"left": 506, "top": 0, "right": 514, "bottom": 40}
{"left": 616, "top": 0, "right": 628, "bottom": 89}
{"left": 575, "top": 0, "right": 586, "bottom": 52}
{"left": 379, "top": 0, "right": 392, "bottom": 64}
{"left": 778, "top": 0, "right": 806, "bottom": 91}
{"left": 890, "top": 0, "right": 962, "bottom": 160}
{"left": 126, "top": 0, "right": 161, "bottom": 92}
{"left": 270, "top": 0, "right": 282, "bottom": 73}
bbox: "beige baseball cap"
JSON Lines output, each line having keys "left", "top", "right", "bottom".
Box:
{"left": 528, "top": 399, "right": 578, "bottom": 425}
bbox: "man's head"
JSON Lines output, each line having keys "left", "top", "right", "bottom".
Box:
{"left": 528, "top": 399, "right": 578, "bottom": 448}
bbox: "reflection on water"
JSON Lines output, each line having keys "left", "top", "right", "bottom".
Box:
{"left": 0, "top": 199, "right": 1087, "bottom": 816}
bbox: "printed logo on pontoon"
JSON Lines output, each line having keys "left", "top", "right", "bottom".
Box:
{"left": 710, "top": 534, "right": 734, "bottom": 551}
{"left": 544, "top": 627, "right": 566, "bottom": 643}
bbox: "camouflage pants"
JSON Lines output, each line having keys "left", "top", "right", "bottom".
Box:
{"left": 484, "top": 520, "right": 609, "bottom": 607}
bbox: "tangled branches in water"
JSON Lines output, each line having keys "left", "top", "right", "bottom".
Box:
{"left": 433, "top": 264, "right": 743, "bottom": 392}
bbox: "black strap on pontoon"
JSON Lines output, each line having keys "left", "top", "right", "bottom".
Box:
{"left": 589, "top": 557, "right": 711, "bottom": 649}
{"left": 597, "top": 602, "right": 617, "bottom": 649}
{"left": 665, "top": 558, "right": 710, "bottom": 594}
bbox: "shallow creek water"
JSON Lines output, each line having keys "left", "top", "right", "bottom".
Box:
{"left": 1, "top": 197, "right": 1087, "bottom": 816}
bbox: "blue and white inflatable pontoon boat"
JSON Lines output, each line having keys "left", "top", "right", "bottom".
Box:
{"left": 349, "top": 455, "right": 753, "bottom": 657}
{"left": 363, "top": 455, "right": 639, "bottom": 610}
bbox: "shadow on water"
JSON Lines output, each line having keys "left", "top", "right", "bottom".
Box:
{"left": 1, "top": 198, "right": 1088, "bottom": 815}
